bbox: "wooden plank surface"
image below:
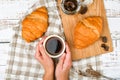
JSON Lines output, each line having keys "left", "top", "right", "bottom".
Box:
{"left": 0, "top": 0, "right": 38, "bottom": 19}
{"left": 0, "top": 66, "right": 6, "bottom": 80}
{"left": 58, "top": 0, "right": 113, "bottom": 60}
{"left": 0, "top": 28, "right": 11, "bottom": 68}
{"left": 0, "top": 43, "right": 10, "bottom": 80}
{"left": 0, "top": 28, "right": 13, "bottom": 42}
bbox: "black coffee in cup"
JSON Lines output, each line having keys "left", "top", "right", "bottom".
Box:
{"left": 64, "top": 0, "right": 78, "bottom": 11}
{"left": 61, "top": 0, "right": 81, "bottom": 15}
{"left": 43, "top": 35, "right": 65, "bottom": 58}
{"left": 45, "top": 37, "right": 63, "bottom": 56}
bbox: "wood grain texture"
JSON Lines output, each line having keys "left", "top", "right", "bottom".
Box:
{"left": 58, "top": 0, "right": 113, "bottom": 60}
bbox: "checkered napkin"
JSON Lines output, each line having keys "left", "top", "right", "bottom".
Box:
{"left": 5, "top": 0, "right": 104, "bottom": 80}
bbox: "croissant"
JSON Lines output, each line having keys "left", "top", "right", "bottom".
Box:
{"left": 22, "top": 6, "right": 48, "bottom": 42}
{"left": 74, "top": 16, "right": 103, "bottom": 49}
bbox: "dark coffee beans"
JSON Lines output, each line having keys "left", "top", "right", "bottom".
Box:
{"left": 101, "top": 44, "right": 109, "bottom": 51}
{"left": 101, "top": 36, "right": 109, "bottom": 51}
{"left": 79, "top": 6, "right": 88, "bottom": 14}
{"left": 101, "top": 36, "right": 107, "bottom": 43}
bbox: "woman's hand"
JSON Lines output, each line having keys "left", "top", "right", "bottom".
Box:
{"left": 35, "top": 37, "right": 54, "bottom": 80}
{"left": 55, "top": 43, "right": 72, "bottom": 80}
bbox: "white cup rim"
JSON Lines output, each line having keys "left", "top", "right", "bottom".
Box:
{"left": 43, "top": 35, "right": 65, "bottom": 58}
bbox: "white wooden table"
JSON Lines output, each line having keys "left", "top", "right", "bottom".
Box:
{"left": 0, "top": 0, "right": 120, "bottom": 80}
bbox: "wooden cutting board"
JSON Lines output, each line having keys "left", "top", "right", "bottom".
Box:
{"left": 57, "top": 0, "right": 113, "bottom": 60}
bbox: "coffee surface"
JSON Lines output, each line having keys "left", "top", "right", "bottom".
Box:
{"left": 64, "top": 0, "right": 78, "bottom": 11}
{"left": 45, "top": 37, "right": 62, "bottom": 55}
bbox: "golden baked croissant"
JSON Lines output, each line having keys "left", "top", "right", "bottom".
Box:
{"left": 74, "top": 16, "right": 103, "bottom": 49}
{"left": 22, "top": 6, "right": 48, "bottom": 42}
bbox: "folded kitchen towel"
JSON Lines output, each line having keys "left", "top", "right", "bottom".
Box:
{"left": 5, "top": 0, "right": 103, "bottom": 80}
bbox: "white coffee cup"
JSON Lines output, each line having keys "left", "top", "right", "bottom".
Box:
{"left": 61, "top": 0, "right": 81, "bottom": 15}
{"left": 43, "top": 35, "right": 65, "bottom": 58}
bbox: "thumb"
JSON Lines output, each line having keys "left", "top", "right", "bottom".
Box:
{"left": 58, "top": 53, "right": 66, "bottom": 68}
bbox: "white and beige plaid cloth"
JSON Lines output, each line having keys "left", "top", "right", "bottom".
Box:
{"left": 5, "top": 0, "right": 104, "bottom": 80}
